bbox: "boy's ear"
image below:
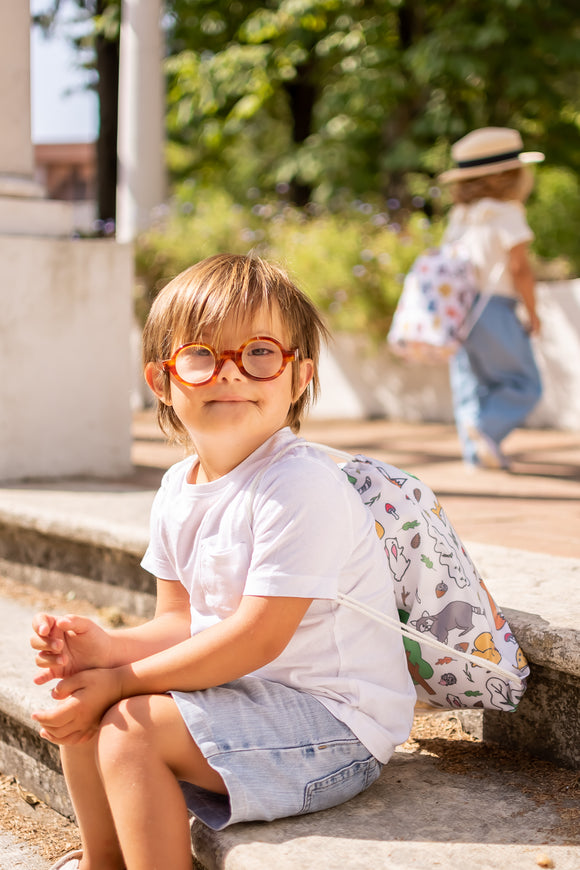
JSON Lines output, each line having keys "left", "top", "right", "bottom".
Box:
{"left": 295, "top": 358, "right": 314, "bottom": 399}
{"left": 144, "top": 362, "right": 172, "bottom": 405}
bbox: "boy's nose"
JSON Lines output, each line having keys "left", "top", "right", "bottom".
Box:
{"left": 217, "top": 357, "right": 244, "bottom": 380}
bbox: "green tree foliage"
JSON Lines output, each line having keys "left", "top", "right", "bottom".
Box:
{"left": 527, "top": 167, "right": 580, "bottom": 276}
{"left": 164, "top": 0, "right": 580, "bottom": 207}
{"left": 134, "top": 187, "right": 439, "bottom": 339}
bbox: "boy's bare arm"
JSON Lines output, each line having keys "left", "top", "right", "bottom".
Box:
{"left": 32, "top": 594, "right": 313, "bottom": 744}
{"left": 508, "top": 242, "right": 540, "bottom": 334}
{"left": 105, "top": 578, "right": 192, "bottom": 666}
{"left": 116, "top": 593, "right": 313, "bottom": 696}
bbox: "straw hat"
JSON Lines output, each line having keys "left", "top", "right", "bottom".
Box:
{"left": 439, "top": 127, "right": 544, "bottom": 183}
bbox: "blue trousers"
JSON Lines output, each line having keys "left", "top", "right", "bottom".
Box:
{"left": 449, "top": 296, "right": 542, "bottom": 464}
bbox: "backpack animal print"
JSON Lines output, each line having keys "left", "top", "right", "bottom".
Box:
{"left": 339, "top": 452, "right": 528, "bottom": 711}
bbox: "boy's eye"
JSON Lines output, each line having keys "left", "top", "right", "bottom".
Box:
{"left": 247, "top": 345, "right": 274, "bottom": 357}
{"left": 183, "top": 345, "right": 212, "bottom": 359}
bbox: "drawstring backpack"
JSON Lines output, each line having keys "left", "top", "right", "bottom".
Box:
{"left": 248, "top": 441, "right": 528, "bottom": 712}
{"left": 387, "top": 243, "right": 489, "bottom": 363}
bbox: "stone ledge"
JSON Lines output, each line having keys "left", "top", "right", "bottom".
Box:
{"left": 484, "top": 661, "right": 580, "bottom": 770}
{"left": 190, "top": 750, "right": 580, "bottom": 870}
{"left": 0, "top": 493, "right": 150, "bottom": 556}
{"left": 0, "top": 521, "right": 155, "bottom": 616}
{"left": 503, "top": 607, "right": 580, "bottom": 679}
{"left": 0, "top": 739, "right": 72, "bottom": 820}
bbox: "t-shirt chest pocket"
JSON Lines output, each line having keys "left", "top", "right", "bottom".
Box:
{"left": 198, "top": 539, "right": 251, "bottom": 617}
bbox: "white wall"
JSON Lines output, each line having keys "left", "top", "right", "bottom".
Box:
{"left": 0, "top": 236, "right": 134, "bottom": 480}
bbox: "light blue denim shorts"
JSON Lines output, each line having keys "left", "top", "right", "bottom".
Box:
{"left": 171, "top": 675, "right": 382, "bottom": 830}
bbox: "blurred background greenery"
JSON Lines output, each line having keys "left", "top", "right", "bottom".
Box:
{"left": 40, "top": 0, "right": 580, "bottom": 336}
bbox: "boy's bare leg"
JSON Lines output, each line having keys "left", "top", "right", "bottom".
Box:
{"left": 60, "top": 741, "right": 126, "bottom": 869}
{"left": 96, "top": 694, "right": 226, "bottom": 870}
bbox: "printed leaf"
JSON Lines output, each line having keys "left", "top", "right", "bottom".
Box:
{"left": 402, "top": 520, "right": 420, "bottom": 530}
{"left": 464, "top": 690, "right": 483, "bottom": 697}
{"left": 486, "top": 677, "right": 517, "bottom": 710}
{"left": 421, "top": 555, "right": 434, "bottom": 569}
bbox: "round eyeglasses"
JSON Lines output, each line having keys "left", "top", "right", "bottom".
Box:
{"left": 161, "top": 336, "right": 299, "bottom": 386}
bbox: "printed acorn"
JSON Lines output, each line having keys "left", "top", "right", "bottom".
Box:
{"left": 435, "top": 581, "right": 448, "bottom": 598}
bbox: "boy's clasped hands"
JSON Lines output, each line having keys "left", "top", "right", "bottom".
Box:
{"left": 30, "top": 613, "right": 121, "bottom": 745}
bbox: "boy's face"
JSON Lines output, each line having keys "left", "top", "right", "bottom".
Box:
{"left": 146, "top": 304, "right": 313, "bottom": 473}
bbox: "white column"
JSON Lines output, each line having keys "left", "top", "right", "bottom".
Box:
{"left": 116, "top": 0, "right": 166, "bottom": 242}
{"left": 0, "top": 1, "right": 43, "bottom": 196}
{"left": 0, "top": 2, "right": 133, "bottom": 481}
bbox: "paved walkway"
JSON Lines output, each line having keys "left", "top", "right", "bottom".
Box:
{"left": 132, "top": 411, "right": 580, "bottom": 559}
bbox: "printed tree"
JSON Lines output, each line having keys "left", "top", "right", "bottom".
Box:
{"left": 399, "top": 609, "right": 435, "bottom": 696}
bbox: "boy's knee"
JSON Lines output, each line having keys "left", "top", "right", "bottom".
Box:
{"left": 96, "top": 696, "right": 152, "bottom": 771}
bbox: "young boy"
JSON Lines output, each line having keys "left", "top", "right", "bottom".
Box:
{"left": 31, "top": 253, "right": 416, "bottom": 870}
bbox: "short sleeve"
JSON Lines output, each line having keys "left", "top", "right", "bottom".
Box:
{"left": 244, "top": 456, "right": 357, "bottom": 599}
{"left": 494, "top": 201, "right": 534, "bottom": 250}
{"left": 141, "top": 473, "right": 180, "bottom": 581}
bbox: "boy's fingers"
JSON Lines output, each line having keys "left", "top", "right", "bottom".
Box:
{"left": 32, "top": 697, "right": 77, "bottom": 726}
{"left": 56, "top": 614, "right": 93, "bottom": 634}
{"left": 36, "top": 719, "right": 78, "bottom": 742}
{"left": 33, "top": 648, "right": 64, "bottom": 670}
{"left": 51, "top": 682, "right": 70, "bottom": 700}
{"left": 39, "top": 727, "right": 87, "bottom": 746}
{"left": 32, "top": 613, "right": 55, "bottom": 637}
{"left": 51, "top": 673, "right": 83, "bottom": 699}
{"left": 33, "top": 672, "right": 51, "bottom": 686}
{"left": 30, "top": 633, "right": 64, "bottom": 654}
{"left": 34, "top": 663, "right": 64, "bottom": 683}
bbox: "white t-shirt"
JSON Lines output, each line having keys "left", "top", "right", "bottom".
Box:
{"left": 443, "top": 198, "right": 534, "bottom": 298}
{"left": 141, "top": 427, "right": 416, "bottom": 763}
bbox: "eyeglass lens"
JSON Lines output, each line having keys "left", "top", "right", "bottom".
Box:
{"left": 174, "top": 339, "right": 285, "bottom": 383}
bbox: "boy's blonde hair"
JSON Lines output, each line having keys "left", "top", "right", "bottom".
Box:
{"left": 143, "top": 253, "right": 329, "bottom": 445}
{"left": 450, "top": 167, "right": 531, "bottom": 205}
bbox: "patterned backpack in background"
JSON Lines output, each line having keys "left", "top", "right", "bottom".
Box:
{"left": 337, "top": 452, "right": 529, "bottom": 711}
{"left": 387, "top": 244, "right": 487, "bottom": 364}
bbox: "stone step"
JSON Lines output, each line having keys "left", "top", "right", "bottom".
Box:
{"left": 0, "top": 480, "right": 156, "bottom": 619}
{"left": 0, "top": 591, "right": 78, "bottom": 821}
{"left": 2, "top": 590, "right": 580, "bottom": 870}
{"left": 190, "top": 750, "right": 580, "bottom": 870}
{"left": 0, "top": 831, "right": 52, "bottom": 870}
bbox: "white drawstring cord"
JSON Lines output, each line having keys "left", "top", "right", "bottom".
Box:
{"left": 336, "top": 592, "right": 525, "bottom": 686}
